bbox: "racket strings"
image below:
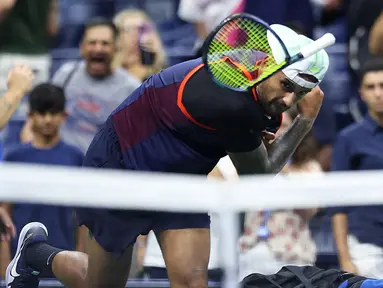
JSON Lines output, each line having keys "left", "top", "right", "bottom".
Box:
{"left": 206, "top": 16, "right": 287, "bottom": 90}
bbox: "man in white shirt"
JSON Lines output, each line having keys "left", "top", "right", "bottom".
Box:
{"left": 177, "top": 0, "right": 245, "bottom": 54}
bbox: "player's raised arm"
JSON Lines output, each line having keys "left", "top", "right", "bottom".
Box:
{"left": 228, "top": 87, "right": 323, "bottom": 175}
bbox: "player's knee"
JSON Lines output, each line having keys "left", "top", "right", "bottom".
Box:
{"left": 188, "top": 266, "right": 208, "bottom": 288}
{"left": 172, "top": 265, "right": 208, "bottom": 288}
{"left": 69, "top": 252, "right": 88, "bottom": 280}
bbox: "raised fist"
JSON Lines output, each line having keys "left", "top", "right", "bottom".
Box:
{"left": 298, "top": 86, "right": 324, "bottom": 120}
{"left": 7, "top": 64, "right": 34, "bottom": 95}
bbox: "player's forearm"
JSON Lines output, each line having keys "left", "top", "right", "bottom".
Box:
{"left": 0, "top": 89, "right": 25, "bottom": 129}
{"left": 332, "top": 213, "right": 352, "bottom": 264}
{"left": 228, "top": 116, "right": 313, "bottom": 175}
{"left": 369, "top": 12, "right": 383, "bottom": 56}
{"left": 266, "top": 115, "right": 314, "bottom": 173}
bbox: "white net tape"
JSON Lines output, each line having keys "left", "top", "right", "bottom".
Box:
{"left": 2, "top": 163, "right": 383, "bottom": 211}
{"left": 1, "top": 162, "right": 383, "bottom": 288}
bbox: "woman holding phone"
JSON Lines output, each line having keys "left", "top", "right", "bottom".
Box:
{"left": 113, "top": 9, "right": 167, "bottom": 81}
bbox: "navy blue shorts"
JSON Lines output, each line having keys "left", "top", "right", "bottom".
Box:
{"left": 76, "top": 119, "right": 210, "bottom": 256}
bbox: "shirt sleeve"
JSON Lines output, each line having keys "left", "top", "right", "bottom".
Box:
{"left": 51, "top": 62, "right": 77, "bottom": 87}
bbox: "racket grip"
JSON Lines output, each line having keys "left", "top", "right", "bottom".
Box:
{"left": 299, "top": 33, "right": 336, "bottom": 59}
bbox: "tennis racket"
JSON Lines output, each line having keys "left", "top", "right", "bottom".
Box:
{"left": 202, "top": 13, "right": 336, "bottom": 92}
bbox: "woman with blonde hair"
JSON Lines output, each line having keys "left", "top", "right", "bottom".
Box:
{"left": 113, "top": 9, "right": 167, "bottom": 81}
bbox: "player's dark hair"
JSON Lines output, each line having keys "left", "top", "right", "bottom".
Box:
{"left": 298, "top": 73, "right": 318, "bottom": 84}
{"left": 29, "top": 83, "right": 66, "bottom": 114}
{"left": 83, "top": 17, "right": 119, "bottom": 40}
{"left": 360, "top": 59, "right": 383, "bottom": 82}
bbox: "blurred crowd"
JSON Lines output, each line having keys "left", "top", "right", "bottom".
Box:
{"left": 0, "top": 0, "right": 383, "bottom": 284}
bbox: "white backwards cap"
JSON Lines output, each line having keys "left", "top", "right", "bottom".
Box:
{"left": 267, "top": 24, "right": 330, "bottom": 89}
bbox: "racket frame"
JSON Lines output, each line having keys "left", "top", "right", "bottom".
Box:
{"left": 202, "top": 13, "right": 292, "bottom": 92}
{"left": 202, "top": 13, "right": 335, "bottom": 91}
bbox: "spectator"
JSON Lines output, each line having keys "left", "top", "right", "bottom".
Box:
{"left": 113, "top": 9, "right": 167, "bottom": 81}
{"left": 0, "top": 0, "right": 59, "bottom": 151}
{"left": 329, "top": 60, "right": 383, "bottom": 278}
{"left": 50, "top": 17, "right": 141, "bottom": 153}
{"left": 0, "top": 64, "right": 34, "bottom": 161}
{"left": 245, "top": 0, "right": 315, "bottom": 38}
{"left": 0, "top": 83, "right": 84, "bottom": 279}
{"left": 53, "top": 0, "right": 118, "bottom": 50}
{"left": 177, "top": 0, "right": 245, "bottom": 55}
{"left": 348, "top": 0, "right": 383, "bottom": 80}
{"left": 239, "top": 110, "right": 320, "bottom": 280}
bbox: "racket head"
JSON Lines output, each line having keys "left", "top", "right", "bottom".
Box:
{"left": 202, "top": 13, "right": 291, "bottom": 92}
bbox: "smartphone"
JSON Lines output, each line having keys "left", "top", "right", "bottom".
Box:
{"left": 138, "top": 24, "right": 156, "bottom": 66}
{"left": 140, "top": 49, "right": 156, "bottom": 66}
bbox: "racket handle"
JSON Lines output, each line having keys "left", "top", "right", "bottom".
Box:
{"left": 299, "top": 33, "right": 336, "bottom": 59}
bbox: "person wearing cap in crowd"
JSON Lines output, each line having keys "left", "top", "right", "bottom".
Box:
{"left": 6, "top": 23, "right": 330, "bottom": 288}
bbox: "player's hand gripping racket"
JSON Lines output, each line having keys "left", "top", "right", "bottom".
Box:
{"left": 202, "top": 13, "right": 336, "bottom": 91}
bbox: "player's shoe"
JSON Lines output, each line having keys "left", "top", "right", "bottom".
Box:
{"left": 6, "top": 222, "right": 48, "bottom": 288}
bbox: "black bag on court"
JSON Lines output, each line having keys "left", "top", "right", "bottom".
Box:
{"left": 241, "top": 266, "right": 366, "bottom": 288}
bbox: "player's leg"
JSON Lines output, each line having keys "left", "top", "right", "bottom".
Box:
{"left": 6, "top": 220, "right": 135, "bottom": 288}
{"left": 79, "top": 231, "right": 134, "bottom": 287}
{"left": 47, "top": 250, "right": 88, "bottom": 287}
{"left": 155, "top": 212, "right": 211, "bottom": 288}
{"left": 47, "top": 230, "right": 134, "bottom": 288}
{"left": 49, "top": 205, "right": 143, "bottom": 288}
{"left": 158, "top": 228, "right": 210, "bottom": 288}
{"left": 71, "top": 114, "right": 134, "bottom": 286}
{"left": 6, "top": 222, "right": 88, "bottom": 288}
{"left": 74, "top": 207, "right": 145, "bottom": 287}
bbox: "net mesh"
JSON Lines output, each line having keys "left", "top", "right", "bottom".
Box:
{"left": 206, "top": 15, "right": 288, "bottom": 91}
